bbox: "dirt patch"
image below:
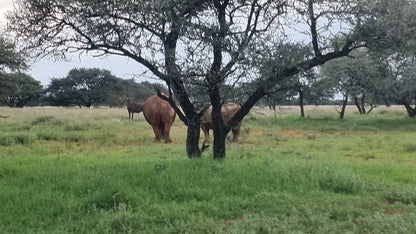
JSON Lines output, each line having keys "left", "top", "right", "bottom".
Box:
{"left": 251, "top": 130, "right": 265, "bottom": 135}
{"left": 280, "top": 130, "right": 303, "bottom": 137}
{"left": 384, "top": 209, "right": 403, "bottom": 215}
{"left": 250, "top": 129, "right": 304, "bottom": 137}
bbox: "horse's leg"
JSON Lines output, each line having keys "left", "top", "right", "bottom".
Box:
{"left": 231, "top": 127, "right": 240, "bottom": 142}
{"left": 151, "top": 125, "right": 161, "bottom": 142}
{"left": 201, "top": 125, "right": 210, "bottom": 144}
{"left": 162, "top": 123, "right": 172, "bottom": 143}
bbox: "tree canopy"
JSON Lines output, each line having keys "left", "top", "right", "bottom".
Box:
{"left": 320, "top": 49, "right": 387, "bottom": 118}
{"left": 0, "top": 35, "right": 33, "bottom": 109}
{"left": 45, "top": 68, "right": 164, "bottom": 107}
{"left": 0, "top": 36, "right": 27, "bottom": 73}
{"left": 0, "top": 72, "right": 42, "bottom": 108}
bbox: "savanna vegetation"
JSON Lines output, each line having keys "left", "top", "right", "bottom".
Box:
{"left": 1, "top": 106, "right": 415, "bottom": 233}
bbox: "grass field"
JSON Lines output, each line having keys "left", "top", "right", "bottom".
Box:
{"left": 1, "top": 105, "right": 416, "bottom": 233}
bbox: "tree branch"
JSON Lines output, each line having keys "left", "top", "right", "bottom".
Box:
{"left": 308, "top": 0, "right": 321, "bottom": 56}
{"left": 156, "top": 88, "right": 188, "bottom": 124}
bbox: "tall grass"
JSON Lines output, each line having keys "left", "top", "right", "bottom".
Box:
{"left": 1, "top": 106, "right": 416, "bottom": 233}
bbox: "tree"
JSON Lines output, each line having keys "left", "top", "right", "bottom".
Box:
{"left": 46, "top": 77, "right": 77, "bottom": 107}
{"left": 360, "top": 0, "right": 416, "bottom": 118}
{"left": 400, "top": 62, "right": 416, "bottom": 117}
{"left": 46, "top": 68, "right": 166, "bottom": 107}
{"left": 379, "top": 56, "right": 416, "bottom": 118}
{"left": 46, "top": 68, "right": 119, "bottom": 107}
{"left": 320, "top": 50, "right": 386, "bottom": 119}
{"left": 0, "top": 36, "right": 30, "bottom": 110}
{"left": 295, "top": 70, "right": 320, "bottom": 118}
{"left": 0, "top": 73, "right": 42, "bottom": 107}
{"left": 8, "top": 0, "right": 404, "bottom": 158}
{"left": 257, "top": 43, "right": 315, "bottom": 118}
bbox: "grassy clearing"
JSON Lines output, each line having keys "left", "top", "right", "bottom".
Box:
{"left": 1, "top": 106, "right": 416, "bottom": 233}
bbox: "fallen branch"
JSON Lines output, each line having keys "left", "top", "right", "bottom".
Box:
{"left": 0, "top": 115, "right": 10, "bottom": 118}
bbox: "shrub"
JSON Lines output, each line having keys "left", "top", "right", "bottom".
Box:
{"left": 62, "top": 133, "right": 85, "bottom": 142}
{"left": 403, "top": 143, "right": 416, "bottom": 153}
{"left": 0, "top": 134, "right": 34, "bottom": 146}
{"left": 31, "top": 116, "right": 55, "bottom": 125}
{"left": 384, "top": 188, "right": 416, "bottom": 205}
{"left": 0, "top": 135, "right": 13, "bottom": 146}
{"left": 30, "top": 116, "right": 64, "bottom": 126}
{"left": 13, "top": 134, "right": 34, "bottom": 145}
{"left": 37, "top": 132, "right": 58, "bottom": 141}
{"left": 318, "top": 168, "right": 362, "bottom": 194}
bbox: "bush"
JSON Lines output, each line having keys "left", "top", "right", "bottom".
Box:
{"left": 0, "top": 134, "right": 34, "bottom": 146}
{"left": 384, "top": 187, "right": 416, "bottom": 205}
{"left": 318, "top": 168, "right": 362, "bottom": 194}
{"left": 403, "top": 143, "right": 416, "bottom": 153}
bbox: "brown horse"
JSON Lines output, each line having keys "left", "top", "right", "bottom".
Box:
{"left": 200, "top": 102, "right": 242, "bottom": 144}
{"left": 142, "top": 95, "right": 176, "bottom": 143}
{"left": 125, "top": 98, "right": 143, "bottom": 122}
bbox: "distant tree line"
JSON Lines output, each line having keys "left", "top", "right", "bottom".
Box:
{"left": 2, "top": 35, "right": 167, "bottom": 108}
{"left": 44, "top": 68, "right": 166, "bottom": 108}
{"left": 2, "top": 61, "right": 416, "bottom": 117}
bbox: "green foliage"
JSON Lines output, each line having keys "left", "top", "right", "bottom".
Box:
{"left": 0, "top": 72, "right": 42, "bottom": 107}
{"left": 45, "top": 68, "right": 166, "bottom": 107}
{"left": 318, "top": 168, "right": 362, "bottom": 194}
{"left": 358, "top": 0, "right": 416, "bottom": 56}
{"left": 0, "top": 36, "right": 27, "bottom": 73}
{"left": 1, "top": 106, "right": 416, "bottom": 232}
{"left": 0, "top": 133, "right": 34, "bottom": 146}
{"left": 384, "top": 187, "right": 416, "bottom": 205}
{"left": 46, "top": 68, "right": 121, "bottom": 107}
{"left": 319, "top": 49, "right": 387, "bottom": 115}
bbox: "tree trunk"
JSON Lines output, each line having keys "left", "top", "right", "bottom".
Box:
{"left": 353, "top": 95, "right": 367, "bottom": 114}
{"left": 367, "top": 104, "right": 375, "bottom": 114}
{"left": 166, "top": 80, "right": 203, "bottom": 157}
{"left": 163, "top": 26, "right": 205, "bottom": 158}
{"left": 404, "top": 104, "right": 416, "bottom": 118}
{"left": 360, "top": 94, "right": 366, "bottom": 114}
{"left": 271, "top": 104, "right": 278, "bottom": 123}
{"left": 157, "top": 85, "right": 203, "bottom": 158}
{"left": 339, "top": 95, "right": 348, "bottom": 119}
{"left": 210, "top": 87, "right": 227, "bottom": 159}
{"left": 212, "top": 114, "right": 226, "bottom": 159}
{"left": 207, "top": 0, "right": 229, "bottom": 159}
{"left": 354, "top": 96, "right": 364, "bottom": 114}
{"left": 185, "top": 115, "right": 202, "bottom": 157}
{"left": 299, "top": 89, "right": 305, "bottom": 118}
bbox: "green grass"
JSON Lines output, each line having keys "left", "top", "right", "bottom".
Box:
{"left": 1, "top": 106, "right": 416, "bottom": 233}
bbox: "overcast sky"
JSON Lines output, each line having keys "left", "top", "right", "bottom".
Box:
{"left": 0, "top": 1, "right": 147, "bottom": 86}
